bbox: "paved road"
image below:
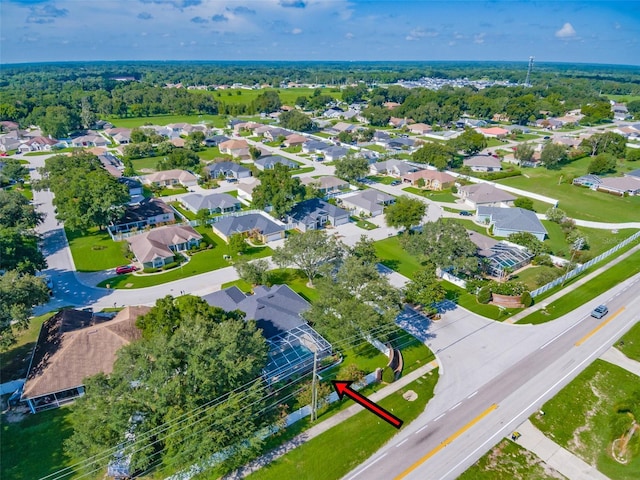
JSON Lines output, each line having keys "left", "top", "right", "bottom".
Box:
{"left": 345, "top": 274, "right": 640, "bottom": 479}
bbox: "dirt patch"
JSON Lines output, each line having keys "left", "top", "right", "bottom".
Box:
{"left": 402, "top": 390, "right": 417, "bottom": 402}
{"left": 568, "top": 373, "right": 607, "bottom": 464}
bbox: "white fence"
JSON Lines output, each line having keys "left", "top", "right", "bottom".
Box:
{"left": 440, "top": 271, "right": 467, "bottom": 288}
{"left": 531, "top": 230, "right": 640, "bottom": 297}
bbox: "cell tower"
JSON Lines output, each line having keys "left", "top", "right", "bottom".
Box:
{"left": 524, "top": 56, "right": 535, "bottom": 87}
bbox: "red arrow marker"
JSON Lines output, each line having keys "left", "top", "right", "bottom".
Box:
{"left": 332, "top": 380, "right": 404, "bottom": 429}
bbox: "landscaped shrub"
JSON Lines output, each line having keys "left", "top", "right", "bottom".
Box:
{"left": 491, "top": 281, "right": 527, "bottom": 296}
{"left": 532, "top": 254, "right": 554, "bottom": 266}
{"left": 465, "top": 278, "right": 488, "bottom": 294}
{"left": 521, "top": 291, "right": 533, "bottom": 307}
{"left": 482, "top": 170, "right": 522, "bottom": 181}
{"left": 477, "top": 286, "right": 492, "bottom": 304}
{"left": 450, "top": 185, "right": 458, "bottom": 194}
{"left": 161, "top": 261, "right": 179, "bottom": 270}
{"left": 382, "top": 367, "right": 396, "bottom": 383}
{"left": 143, "top": 267, "right": 159, "bottom": 273}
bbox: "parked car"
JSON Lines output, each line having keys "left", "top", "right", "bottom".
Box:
{"left": 459, "top": 210, "right": 472, "bottom": 216}
{"left": 590, "top": 304, "right": 608, "bottom": 319}
{"left": 390, "top": 180, "right": 402, "bottom": 186}
{"left": 115, "top": 265, "right": 137, "bottom": 275}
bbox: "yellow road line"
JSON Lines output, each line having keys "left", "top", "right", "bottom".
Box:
{"left": 394, "top": 404, "right": 498, "bottom": 479}
{"left": 576, "top": 307, "right": 625, "bottom": 346}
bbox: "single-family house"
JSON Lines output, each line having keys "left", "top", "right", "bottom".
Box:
{"left": 237, "top": 178, "right": 261, "bottom": 203}
{"left": 180, "top": 193, "right": 241, "bottom": 214}
{"left": 118, "top": 177, "right": 144, "bottom": 203}
{"left": 389, "top": 117, "right": 414, "bottom": 128}
{"left": 369, "top": 159, "right": 419, "bottom": 177}
{"left": 373, "top": 130, "right": 391, "bottom": 145}
{"left": 111, "top": 198, "right": 175, "bottom": 233}
{"left": 476, "top": 206, "right": 548, "bottom": 241}
{"left": 140, "top": 169, "right": 198, "bottom": 188}
{"left": 407, "top": 123, "right": 433, "bottom": 135}
{"left": 204, "top": 161, "right": 252, "bottom": 180}
{"left": 463, "top": 155, "right": 502, "bottom": 172}
{"left": 467, "top": 231, "right": 533, "bottom": 279}
{"left": 536, "top": 118, "right": 563, "bottom": 130}
{"left": 386, "top": 137, "right": 416, "bottom": 150}
{"left": 204, "top": 135, "right": 229, "bottom": 147}
{"left": 323, "top": 146, "right": 349, "bottom": 161}
{"left": 287, "top": 198, "right": 350, "bottom": 232}
{"left": 18, "top": 136, "right": 59, "bottom": 152}
{"left": 171, "top": 138, "right": 186, "bottom": 148}
{"left": 263, "top": 128, "right": 292, "bottom": 142}
{"left": 477, "top": 127, "right": 509, "bottom": 138}
{"left": 324, "top": 107, "right": 344, "bottom": 118}
{"left": 284, "top": 134, "right": 308, "bottom": 147}
{"left": 21, "top": 307, "right": 150, "bottom": 413}
{"left": 71, "top": 134, "right": 108, "bottom": 148}
{"left": 328, "top": 122, "right": 357, "bottom": 134}
{"left": 254, "top": 155, "right": 299, "bottom": 171}
{"left": 212, "top": 212, "right": 285, "bottom": 243}
{"left": 340, "top": 190, "right": 395, "bottom": 217}
{"left": 457, "top": 183, "right": 516, "bottom": 208}
{"left": 302, "top": 140, "right": 331, "bottom": 154}
{"left": 0, "top": 133, "right": 21, "bottom": 152}
{"left": 0, "top": 121, "right": 19, "bottom": 131}
{"left": 401, "top": 170, "right": 456, "bottom": 191}
{"left": 597, "top": 176, "right": 640, "bottom": 196}
{"left": 625, "top": 169, "right": 640, "bottom": 180}
{"left": 203, "top": 285, "right": 332, "bottom": 381}
{"left": 128, "top": 224, "right": 202, "bottom": 269}
{"left": 112, "top": 131, "right": 132, "bottom": 145}
{"left": 219, "top": 139, "right": 250, "bottom": 158}
{"left": 300, "top": 176, "right": 349, "bottom": 194}
{"left": 383, "top": 102, "right": 401, "bottom": 110}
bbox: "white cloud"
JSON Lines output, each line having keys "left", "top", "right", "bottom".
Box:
{"left": 291, "top": 28, "right": 302, "bottom": 34}
{"left": 406, "top": 27, "right": 438, "bottom": 41}
{"left": 345, "top": 32, "right": 354, "bottom": 39}
{"left": 555, "top": 22, "right": 577, "bottom": 39}
{"left": 474, "top": 33, "right": 485, "bottom": 44}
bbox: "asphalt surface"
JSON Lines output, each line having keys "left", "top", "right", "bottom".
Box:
{"left": 345, "top": 274, "right": 640, "bottom": 479}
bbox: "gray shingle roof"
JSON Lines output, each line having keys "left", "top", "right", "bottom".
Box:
{"left": 255, "top": 155, "right": 298, "bottom": 169}
{"left": 214, "top": 213, "right": 284, "bottom": 237}
{"left": 477, "top": 206, "right": 547, "bottom": 235}
{"left": 181, "top": 193, "right": 239, "bottom": 212}
{"left": 205, "top": 161, "right": 250, "bottom": 176}
{"left": 288, "top": 198, "right": 349, "bottom": 224}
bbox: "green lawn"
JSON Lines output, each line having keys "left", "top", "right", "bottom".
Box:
{"left": 542, "top": 220, "right": 571, "bottom": 257}
{"left": 459, "top": 438, "right": 566, "bottom": 480}
{"left": 531, "top": 360, "right": 640, "bottom": 480}
{"left": 157, "top": 186, "right": 189, "bottom": 196}
{"left": 367, "top": 175, "right": 397, "bottom": 185}
{"left": 199, "top": 146, "right": 232, "bottom": 161}
{"left": 403, "top": 186, "right": 458, "bottom": 203}
{"left": 509, "top": 266, "right": 553, "bottom": 291}
{"left": 244, "top": 370, "right": 439, "bottom": 480}
{"left": 486, "top": 137, "right": 507, "bottom": 148}
{"left": 518, "top": 247, "right": 640, "bottom": 324}
{"left": 201, "top": 87, "right": 342, "bottom": 106}
{"left": 496, "top": 157, "right": 640, "bottom": 222}
{"left": 97, "top": 228, "right": 272, "bottom": 288}
{"left": 363, "top": 144, "right": 387, "bottom": 153}
{"left": 66, "top": 228, "right": 129, "bottom": 272}
{"left": 107, "top": 114, "right": 228, "bottom": 129}
{"left": 351, "top": 216, "right": 378, "bottom": 230}
{"left": 617, "top": 322, "right": 640, "bottom": 362}
{"left": 283, "top": 146, "right": 302, "bottom": 154}
{"left": 0, "top": 311, "right": 56, "bottom": 382}
{"left": 293, "top": 166, "right": 315, "bottom": 175}
{"left": 170, "top": 202, "right": 197, "bottom": 220}
{"left": 1, "top": 406, "right": 79, "bottom": 480}
{"left": 606, "top": 94, "right": 640, "bottom": 103}
{"left": 131, "top": 155, "right": 162, "bottom": 172}
{"left": 449, "top": 218, "right": 490, "bottom": 236}
{"left": 223, "top": 268, "right": 319, "bottom": 304}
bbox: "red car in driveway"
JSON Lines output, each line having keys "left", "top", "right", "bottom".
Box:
{"left": 115, "top": 265, "right": 137, "bottom": 275}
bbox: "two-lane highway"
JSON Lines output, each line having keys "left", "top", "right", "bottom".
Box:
{"left": 346, "top": 274, "right": 640, "bottom": 480}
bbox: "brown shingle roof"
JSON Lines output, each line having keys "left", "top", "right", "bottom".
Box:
{"left": 22, "top": 307, "right": 150, "bottom": 399}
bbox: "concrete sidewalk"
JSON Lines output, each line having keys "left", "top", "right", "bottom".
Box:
{"left": 515, "top": 420, "right": 610, "bottom": 480}
{"left": 223, "top": 360, "right": 439, "bottom": 479}
{"left": 600, "top": 346, "right": 640, "bottom": 377}
{"left": 505, "top": 243, "right": 640, "bottom": 324}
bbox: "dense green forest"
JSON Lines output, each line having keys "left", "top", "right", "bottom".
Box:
{"left": 1, "top": 61, "right": 639, "bottom": 137}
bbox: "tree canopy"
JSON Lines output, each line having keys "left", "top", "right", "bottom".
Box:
{"left": 541, "top": 142, "right": 568, "bottom": 170}
{"left": 384, "top": 196, "right": 426, "bottom": 231}
{"left": 251, "top": 164, "right": 305, "bottom": 218}
{"left": 451, "top": 128, "right": 487, "bottom": 155}
{"left": 333, "top": 155, "right": 369, "bottom": 182}
{"left": 403, "top": 263, "right": 446, "bottom": 314}
{"left": 279, "top": 110, "right": 315, "bottom": 132}
{"left": 412, "top": 142, "right": 455, "bottom": 170}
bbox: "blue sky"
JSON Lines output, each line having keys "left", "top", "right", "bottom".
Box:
{"left": 1, "top": 0, "right": 639, "bottom": 65}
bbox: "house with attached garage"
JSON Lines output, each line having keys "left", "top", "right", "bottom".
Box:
{"left": 407, "top": 123, "right": 433, "bottom": 135}
{"left": 140, "top": 169, "right": 198, "bottom": 188}
{"left": 111, "top": 198, "right": 175, "bottom": 233}
{"left": 597, "top": 176, "right": 640, "bottom": 196}
{"left": 237, "top": 178, "right": 261, "bottom": 203}
{"left": 254, "top": 155, "right": 299, "bottom": 171}
{"left": 180, "top": 193, "right": 241, "bottom": 215}
{"left": 476, "top": 206, "right": 548, "bottom": 241}
{"left": 340, "top": 189, "right": 395, "bottom": 217}
{"left": 286, "top": 198, "right": 350, "bottom": 232}
{"left": 212, "top": 212, "right": 285, "bottom": 244}
{"left": 457, "top": 183, "right": 516, "bottom": 208}
{"left": 401, "top": 170, "right": 456, "bottom": 191}
{"left": 302, "top": 140, "right": 331, "bottom": 154}
{"left": 322, "top": 146, "right": 349, "bottom": 162}
{"left": 463, "top": 154, "right": 502, "bottom": 172}
{"left": 300, "top": 176, "right": 349, "bottom": 195}
{"left": 204, "top": 161, "right": 252, "bottom": 179}
{"left": 219, "top": 139, "right": 250, "bottom": 158}
{"left": 21, "top": 307, "right": 150, "bottom": 413}
{"left": 203, "top": 135, "right": 229, "bottom": 147}
{"left": 18, "top": 136, "right": 60, "bottom": 153}
{"left": 128, "top": 224, "right": 202, "bottom": 269}
{"left": 370, "top": 159, "right": 419, "bottom": 177}
{"left": 118, "top": 177, "right": 144, "bottom": 203}
{"left": 284, "top": 133, "right": 308, "bottom": 147}
{"left": 71, "top": 134, "right": 108, "bottom": 148}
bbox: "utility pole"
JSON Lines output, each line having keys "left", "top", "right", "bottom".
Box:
{"left": 310, "top": 350, "right": 318, "bottom": 422}
{"left": 562, "top": 237, "right": 584, "bottom": 286}
{"left": 525, "top": 56, "right": 535, "bottom": 87}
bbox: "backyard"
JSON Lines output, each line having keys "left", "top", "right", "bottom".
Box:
{"left": 96, "top": 227, "right": 272, "bottom": 288}
{"left": 531, "top": 360, "right": 640, "bottom": 480}
{"left": 66, "top": 228, "right": 129, "bottom": 272}
{"left": 107, "top": 114, "right": 228, "bottom": 129}
{"left": 403, "top": 186, "right": 458, "bottom": 203}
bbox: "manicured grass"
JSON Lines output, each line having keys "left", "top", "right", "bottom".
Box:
{"left": 496, "top": 157, "right": 640, "bottom": 223}
{"left": 107, "top": 114, "right": 228, "bottom": 129}
{"left": 283, "top": 146, "right": 302, "bottom": 154}
{"left": 202, "top": 87, "right": 342, "bottom": 106}
{"left": 23, "top": 147, "right": 79, "bottom": 156}
{"left": 131, "top": 155, "right": 162, "bottom": 172}
{"left": 157, "top": 186, "right": 188, "bottom": 196}
{"left": 293, "top": 166, "right": 315, "bottom": 175}
{"left": 199, "top": 146, "right": 232, "bottom": 161}
{"left": 514, "top": 196, "right": 553, "bottom": 213}
{"left": 244, "top": 370, "right": 439, "bottom": 480}
{"left": 449, "top": 218, "right": 490, "bottom": 236}
{"left": 459, "top": 438, "right": 565, "bottom": 480}
{"left": 363, "top": 144, "right": 387, "bottom": 153}
{"left": 510, "top": 266, "right": 561, "bottom": 291}
{"left": 518, "top": 247, "right": 640, "bottom": 324}
{"left": 66, "top": 227, "right": 129, "bottom": 272}
{"left": 0, "top": 311, "right": 56, "bottom": 382}
{"left": 578, "top": 227, "right": 638, "bottom": 257}
{"left": 367, "top": 175, "right": 397, "bottom": 185}
{"left": 606, "top": 94, "right": 640, "bottom": 103}
{"left": 617, "top": 322, "right": 640, "bottom": 362}
{"left": 542, "top": 220, "right": 571, "bottom": 257}
{"left": 170, "top": 202, "right": 196, "bottom": 220}
{"left": 351, "top": 216, "right": 378, "bottom": 230}
{"left": 403, "top": 186, "right": 458, "bottom": 203}
{"left": 97, "top": 228, "right": 272, "bottom": 288}
{"left": 1, "top": 406, "right": 79, "bottom": 480}
{"left": 531, "top": 360, "right": 640, "bottom": 480}
{"left": 486, "top": 137, "right": 508, "bottom": 148}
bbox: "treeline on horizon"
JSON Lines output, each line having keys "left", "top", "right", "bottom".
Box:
{"left": 1, "top": 62, "right": 639, "bottom": 138}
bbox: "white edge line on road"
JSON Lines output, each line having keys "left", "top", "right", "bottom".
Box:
{"left": 416, "top": 423, "right": 430, "bottom": 434}
{"left": 450, "top": 402, "right": 462, "bottom": 411}
{"left": 468, "top": 391, "right": 478, "bottom": 399}
{"left": 434, "top": 413, "right": 445, "bottom": 422}
{"left": 346, "top": 453, "right": 387, "bottom": 480}
{"left": 540, "top": 320, "right": 583, "bottom": 350}
{"left": 397, "top": 438, "right": 409, "bottom": 448}
{"left": 439, "top": 312, "right": 636, "bottom": 480}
